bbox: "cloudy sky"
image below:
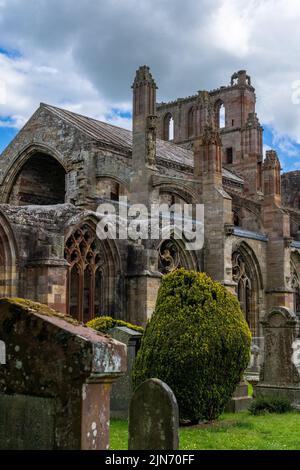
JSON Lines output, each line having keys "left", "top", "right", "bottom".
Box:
{"left": 1, "top": 0, "right": 300, "bottom": 171}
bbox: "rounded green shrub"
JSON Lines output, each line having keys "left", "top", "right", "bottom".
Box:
{"left": 87, "top": 316, "right": 144, "bottom": 334}
{"left": 133, "top": 268, "right": 251, "bottom": 422}
{"left": 249, "top": 396, "right": 292, "bottom": 415}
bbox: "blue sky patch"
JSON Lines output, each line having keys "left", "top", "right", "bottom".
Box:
{"left": 0, "top": 46, "right": 21, "bottom": 59}
{"left": 263, "top": 124, "right": 300, "bottom": 172}
{"left": 105, "top": 108, "right": 132, "bottom": 120}
{"left": 0, "top": 127, "right": 18, "bottom": 153}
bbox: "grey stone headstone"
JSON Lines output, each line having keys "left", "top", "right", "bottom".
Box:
{"left": 0, "top": 394, "right": 55, "bottom": 450}
{"left": 128, "top": 378, "right": 179, "bottom": 450}
{"left": 109, "top": 326, "right": 143, "bottom": 419}
{"left": 256, "top": 307, "right": 300, "bottom": 406}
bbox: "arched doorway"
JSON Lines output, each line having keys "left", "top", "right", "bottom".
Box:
{"left": 8, "top": 152, "right": 66, "bottom": 205}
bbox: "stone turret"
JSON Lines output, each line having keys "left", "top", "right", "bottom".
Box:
{"left": 132, "top": 65, "right": 157, "bottom": 120}
{"left": 262, "top": 150, "right": 292, "bottom": 312}
{"left": 263, "top": 150, "right": 282, "bottom": 204}
{"left": 128, "top": 66, "right": 161, "bottom": 327}
{"left": 130, "top": 66, "right": 159, "bottom": 205}
{"left": 132, "top": 65, "right": 158, "bottom": 171}
{"left": 242, "top": 112, "right": 263, "bottom": 195}
{"left": 194, "top": 92, "right": 222, "bottom": 188}
{"left": 193, "top": 94, "right": 234, "bottom": 291}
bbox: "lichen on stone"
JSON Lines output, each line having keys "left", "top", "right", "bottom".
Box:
{"left": 1, "top": 297, "right": 81, "bottom": 326}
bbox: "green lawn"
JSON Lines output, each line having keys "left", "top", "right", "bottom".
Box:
{"left": 110, "top": 411, "right": 300, "bottom": 450}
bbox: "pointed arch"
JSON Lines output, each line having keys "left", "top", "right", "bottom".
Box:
{"left": 290, "top": 251, "right": 300, "bottom": 317}
{"left": 96, "top": 175, "right": 129, "bottom": 201}
{"left": 232, "top": 241, "right": 263, "bottom": 335}
{"left": 64, "top": 218, "right": 122, "bottom": 322}
{"left": 0, "top": 143, "right": 67, "bottom": 204}
{"left": 163, "top": 113, "right": 174, "bottom": 141}
{"left": 0, "top": 211, "right": 18, "bottom": 297}
{"left": 215, "top": 99, "right": 226, "bottom": 129}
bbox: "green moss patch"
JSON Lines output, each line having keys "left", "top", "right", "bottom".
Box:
{"left": 87, "top": 316, "right": 144, "bottom": 334}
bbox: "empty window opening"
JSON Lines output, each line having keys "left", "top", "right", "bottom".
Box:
{"left": 215, "top": 101, "right": 226, "bottom": 129}
{"left": 226, "top": 147, "right": 233, "bottom": 164}
{"left": 8, "top": 152, "right": 66, "bottom": 206}
{"left": 219, "top": 104, "right": 225, "bottom": 128}
{"left": 163, "top": 113, "right": 174, "bottom": 141}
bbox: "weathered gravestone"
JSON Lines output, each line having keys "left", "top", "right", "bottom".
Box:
{"left": 128, "top": 378, "right": 179, "bottom": 450}
{"left": 255, "top": 307, "right": 300, "bottom": 406}
{"left": 245, "top": 341, "right": 263, "bottom": 388}
{"left": 226, "top": 379, "right": 252, "bottom": 412}
{"left": 109, "top": 326, "right": 142, "bottom": 419}
{"left": 0, "top": 298, "right": 127, "bottom": 450}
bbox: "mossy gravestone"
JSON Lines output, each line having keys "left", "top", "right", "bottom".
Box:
{"left": 0, "top": 298, "right": 126, "bottom": 450}
{"left": 256, "top": 307, "right": 300, "bottom": 407}
{"left": 109, "top": 326, "right": 143, "bottom": 419}
{"left": 128, "top": 379, "right": 179, "bottom": 450}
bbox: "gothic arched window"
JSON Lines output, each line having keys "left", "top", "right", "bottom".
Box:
{"left": 163, "top": 113, "right": 174, "bottom": 141}
{"left": 65, "top": 224, "right": 104, "bottom": 322}
{"left": 291, "top": 265, "right": 300, "bottom": 318}
{"left": 232, "top": 252, "right": 255, "bottom": 332}
{"left": 0, "top": 238, "right": 5, "bottom": 298}
{"left": 215, "top": 100, "right": 225, "bottom": 129}
{"left": 0, "top": 215, "right": 16, "bottom": 298}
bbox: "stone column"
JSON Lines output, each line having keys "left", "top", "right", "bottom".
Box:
{"left": 25, "top": 258, "right": 69, "bottom": 314}
{"left": 128, "top": 66, "right": 162, "bottom": 325}
{"left": 262, "top": 151, "right": 294, "bottom": 312}
{"left": 193, "top": 101, "right": 235, "bottom": 290}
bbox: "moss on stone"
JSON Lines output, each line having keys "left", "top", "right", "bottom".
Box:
{"left": 87, "top": 316, "right": 144, "bottom": 334}
{"left": 0, "top": 298, "right": 80, "bottom": 326}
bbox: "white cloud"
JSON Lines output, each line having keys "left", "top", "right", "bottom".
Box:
{"left": 0, "top": 0, "right": 300, "bottom": 163}
{"left": 210, "top": 1, "right": 251, "bottom": 58}
{"left": 263, "top": 144, "right": 272, "bottom": 157}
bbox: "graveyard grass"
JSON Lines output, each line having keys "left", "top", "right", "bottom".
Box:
{"left": 110, "top": 411, "right": 300, "bottom": 450}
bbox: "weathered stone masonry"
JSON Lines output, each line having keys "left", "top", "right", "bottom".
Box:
{"left": 0, "top": 65, "right": 300, "bottom": 346}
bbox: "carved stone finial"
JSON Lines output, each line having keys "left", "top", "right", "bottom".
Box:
{"left": 246, "top": 112, "right": 261, "bottom": 128}
{"left": 264, "top": 150, "right": 281, "bottom": 170}
{"left": 132, "top": 65, "right": 157, "bottom": 89}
